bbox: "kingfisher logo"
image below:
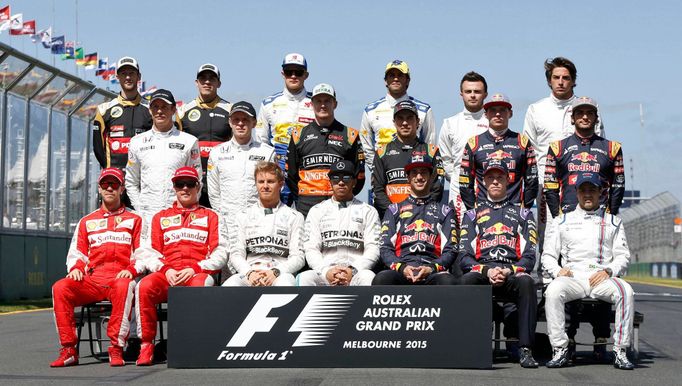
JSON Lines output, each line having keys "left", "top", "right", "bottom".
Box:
{"left": 218, "top": 294, "right": 356, "bottom": 361}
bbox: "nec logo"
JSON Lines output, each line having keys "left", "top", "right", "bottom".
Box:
{"left": 226, "top": 294, "right": 356, "bottom": 347}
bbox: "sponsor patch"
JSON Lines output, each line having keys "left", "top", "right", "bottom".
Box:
{"left": 189, "top": 216, "right": 208, "bottom": 227}
{"left": 160, "top": 214, "right": 182, "bottom": 229}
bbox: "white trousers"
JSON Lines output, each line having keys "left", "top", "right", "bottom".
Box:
{"left": 296, "top": 270, "right": 375, "bottom": 286}
{"left": 544, "top": 276, "right": 634, "bottom": 350}
{"left": 221, "top": 272, "right": 296, "bottom": 287}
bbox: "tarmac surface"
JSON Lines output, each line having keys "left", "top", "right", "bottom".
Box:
{"left": 1, "top": 282, "right": 681, "bottom": 385}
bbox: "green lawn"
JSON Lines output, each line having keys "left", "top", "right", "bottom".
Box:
{"left": 0, "top": 298, "right": 53, "bottom": 314}
{"left": 625, "top": 276, "right": 682, "bottom": 289}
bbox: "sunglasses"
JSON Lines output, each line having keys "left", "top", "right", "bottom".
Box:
{"left": 330, "top": 175, "right": 354, "bottom": 183}
{"left": 173, "top": 180, "right": 199, "bottom": 189}
{"left": 284, "top": 69, "right": 305, "bottom": 77}
{"left": 99, "top": 181, "right": 121, "bottom": 189}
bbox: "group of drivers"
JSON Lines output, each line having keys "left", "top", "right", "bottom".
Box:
{"left": 50, "top": 53, "right": 635, "bottom": 371}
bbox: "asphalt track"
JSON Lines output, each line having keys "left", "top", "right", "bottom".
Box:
{"left": 1, "top": 282, "right": 681, "bottom": 385}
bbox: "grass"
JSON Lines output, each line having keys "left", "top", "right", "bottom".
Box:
{"left": 625, "top": 276, "right": 682, "bottom": 289}
{"left": 0, "top": 297, "right": 53, "bottom": 314}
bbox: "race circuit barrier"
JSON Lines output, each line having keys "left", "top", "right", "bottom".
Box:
{"left": 167, "top": 286, "right": 492, "bottom": 369}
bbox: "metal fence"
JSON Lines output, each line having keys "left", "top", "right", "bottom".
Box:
{"left": 620, "top": 191, "right": 681, "bottom": 264}
{"left": 0, "top": 42, "right": 115, "bottom": 235}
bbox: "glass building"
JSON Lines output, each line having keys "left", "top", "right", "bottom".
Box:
{"left": 0, "top": 43, "right": 115, "bottom": 300}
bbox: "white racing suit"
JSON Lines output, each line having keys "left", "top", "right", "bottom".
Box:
{"left": 298, "top": 197, "right": 380, "bottom": 286}
{"left": 541, "top": 207, "right": 634, "bottom": 350}
{"left": 360, "top": 93, "right": 436, "bottom": 172}
{"left": 437, "top": 109, "right": 489, "bottom": 221}
{"left": 223, "top": 201, "right": 305, "bottom": 286}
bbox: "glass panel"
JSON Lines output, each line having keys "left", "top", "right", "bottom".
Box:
{"left": 69, "top": 118, "right": 88, "bottom": 232}
{"left": 54, "top": 83, "right": 91, "bottom": 112}
{"left": 49, "top": 111, "right": 67, "bottom": 232}
{"left": 10, "top": 66, "right": 52, "bottom": 97}
{"left": 0, "top": 55, "right": 30, "bottom": 89}
{"left": 3, "top": 94, "right": 27, "bottom": 229}
{"left": 73, "top": 92, "right": 108, "bottom": 120}
{"left": 26, "top": 103, "right": 49, "bottom": 230}
{"left": 88, "top": 122, "right": 99, "bottom": 213}
{"left": 33, "top": 76, "right": 74, "bottom": 106}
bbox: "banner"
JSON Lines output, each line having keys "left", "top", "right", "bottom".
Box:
{"left": 167, "top": 286, "right": 492, "bottom": 369}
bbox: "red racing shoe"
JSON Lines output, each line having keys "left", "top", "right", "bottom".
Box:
{"left": 50, "top": 346, "right": 79, "bottom": 367}
{"left": 136, "top": 343, "right": 154, "bottom": 366}
{"left": 108, "top": 346, "right": 125, "bottom": 367}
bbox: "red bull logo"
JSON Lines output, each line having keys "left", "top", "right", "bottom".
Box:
{"left": 404, "top": 219, "right": 434, "bottom": 233}
{"left": 486, "top": 150, "right": 513, "bottom": 160}
{"left": 570, "top": 152, "right": 598, "bottom": 163}
{"left": 482, "top": 222, "right": 513, "bottom": 236}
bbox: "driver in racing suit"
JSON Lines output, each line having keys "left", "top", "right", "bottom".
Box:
{"left": 223, "top": 161, "right": 305, "bottom": 286}
{"left": 125, "top": 89, "right": 202, "bottom": 223}
{"left": 459, "top": 159, "right": 539, "bottom": 368}
{"left": 133, "top": 166, "right": 227, "bottom": 366}
{"left": 176, "top": 63, "right": 232, "bottom": 207}
{"left": 542, "top": 172, "right": 635, "bottom": 370}
{"left": 51, "top": 168, "right": 145, "bottom": 368}
{"left": 360, "top": 60, "right": 436, "bottom": 173}
{"left": 256, "top": 53, "right": 315, "bottom": 204}
{"left": 298, "top": 160, "right": 380, "bottom": 286}
{"left": 372, "top": 155, "right": 460, "bottom": 286}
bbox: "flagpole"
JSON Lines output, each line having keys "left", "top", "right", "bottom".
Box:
{"left": 52, "top": 0, "right": 56, "bottom": 67}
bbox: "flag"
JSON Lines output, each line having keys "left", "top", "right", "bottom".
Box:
{"left": 0, "top": 6, "right": 10, "bottom": 32}
{"left": 95, "top": 57, "right": 108, "bottom": 75}
{"left": 33, "top": 27, "right": 52, "bottom": 48}
{"left": 100, "top": 64, "right": 115, "bottom": 80}
{"left": 50, "top": 35, "right": 65, "bottom": 54}
{"left": 137, "top": 81, "right": 145, "bottom": 92}
{"left": 141, "top": 86, "right": 157, "bottom": 99}
{"left": 74, "top": 47, "right": 84, "bottom": 60}
{"left": 81, "top": 52, "right": 97, "bottom": 69}
{"left": 61, "top": 41, "right": 75, "bottom": 60}
{"left": 9, "top": 13, "right": 22, "bottom": 35}
{"left": 16, "top": 20, "right": 35, "bottom": 35}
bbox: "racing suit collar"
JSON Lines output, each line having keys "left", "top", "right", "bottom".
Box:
{"left": 574, "top": 205, "right": 604, "bottom": 217}
{"left": 229, "top": 136, "right": 254, "bottom": 150}
{"left": 283, "top": 87, "right": 308, "bottom": 101}
{"left": 117, "top": 93, "right": 142, "bottom": 106}
{"left": 407, "top": 194, "right": 430, "bottom": 206}
{"left": 487, "top": 128, "right": 509, "bottom": 138}
{"left": 462, "top": 108, "right": 485, "bottom": 120}
{"left": 99, "top": 204, "right": 126, "bottom": 217}
{"left": 172, "top": 201, "right": 200, "bottom": 213}
{"left": 331, "top": 196, "right": 355, "bottom": 207}
{"left": 386, "top": 92, "right": 409, "bottom": 107}
{"left": 195, "top": 95, "right": 222, "bottom": 109}
{"left": 550, "top": 93, "right": 575, "bottom": 107}
{"left": 481, "top": 196, "right": 511, "bottom": 209}
{"left": 151, "top": 125, "right": 177, "bottom": 136}
{"left": 257, "top": 200, "right": 283, "bottom": 213}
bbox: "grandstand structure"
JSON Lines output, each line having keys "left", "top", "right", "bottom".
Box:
{"left": 0, "top": 42, "right": 115, "bottom": 300}
{"left": 621, "top": 192, "right": 682, "bottom": 278}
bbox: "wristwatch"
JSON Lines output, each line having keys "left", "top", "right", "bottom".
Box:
{"left": 603, "top": 268, "right": 613, "bottom": 277}
{"left": 271, "top": 268, "right": 281, "bottom": 277}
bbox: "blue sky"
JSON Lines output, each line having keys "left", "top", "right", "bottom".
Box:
{"left": 5, "top": 0, "right": 682, "bottom": 201}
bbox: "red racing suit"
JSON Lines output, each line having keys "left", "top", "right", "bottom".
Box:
{"left": 52, "top": 205, "right": 144, "bottom": 348}
{"left": 459, "top": 129, "right": 538, "bottom": 210}
{"left": 543, "top": 133, "right": 624, "bottom": 217}
{"left": 134, "top": 202, "right": 228, "bottom": 343}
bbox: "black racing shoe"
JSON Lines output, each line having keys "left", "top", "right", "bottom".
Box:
{"left": 613, "top": 348, "right": 634, "bottom": 370}
{"left": 593, "top": 337, "right": 610, "bottom": 363}
{"left": 546, "top": 346, "right": 570, "bottom": 368}
{"left": 519, "top": 347, "right": 538, "bottom": 368}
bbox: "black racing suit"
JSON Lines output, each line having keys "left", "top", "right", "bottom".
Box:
{"left": 373, "top": 195, "right": 460, "bottom": 285}
{"left": 459, "top": 129, "right": 538, "bottom": 210}
{"left": 371, "top": 138, "right": 445, "bottom": 220}
{"left": 544, "top": 133, "right": 625, "bottom": 217}
{"left": 176, "top": 96, "right": 232, "bottom": 207}
{"left": 286, "top": 119, "right": 365, "bottom": 217}
{"left": 459, "top": 198, "right": 538, "bottom": 347}
{"left": 93, "top": 94, "right": 152, "bottom": 208}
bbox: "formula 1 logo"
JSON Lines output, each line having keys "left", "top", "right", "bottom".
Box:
{"left": 225, "top": 294, "right": 357, "bottom": 348}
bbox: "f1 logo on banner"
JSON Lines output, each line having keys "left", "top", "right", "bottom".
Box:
{"left": 167, "top": 286, "right": 492, "bottom": 368}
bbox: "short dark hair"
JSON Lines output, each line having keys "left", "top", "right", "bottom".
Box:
{"left": 254, "top": 161, "right": 284, "bottom": 182}
{"left": 544, "top": 57, "right": 577, "bottom": 84}
{"left": 460, "top": 71, "right": 487, "bottom": 93}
